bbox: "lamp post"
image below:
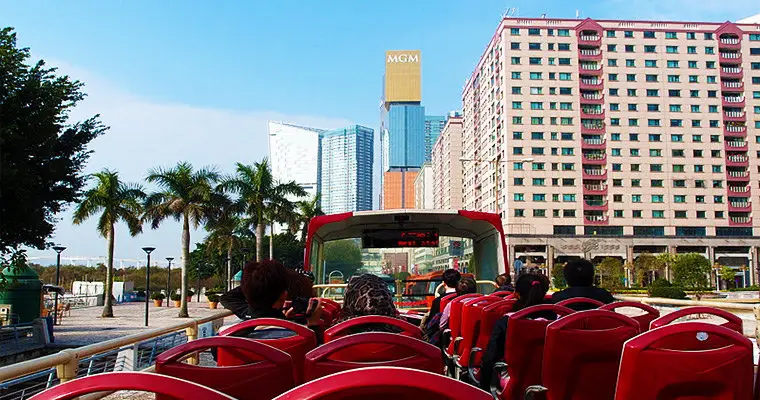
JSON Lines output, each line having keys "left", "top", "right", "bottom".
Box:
{"left": 52, "top": 246, "right": 66, "bottom": 325}
{"left": 459, "top": 156, "right": 534, "bottom": 216}
{"left": 141, "top": 247, "right": 155, "bottom": 326}
{"left": 222, "top": 256, "right": 230, "bottom": 292}
{"left": 196, "top": 263, "right": 202, "bottom": 303}
{"left": 238, "top": 248, "right": 251, "bottom": 288}
{"left": 165, "top": 257, "right": 174, "bottom": 307}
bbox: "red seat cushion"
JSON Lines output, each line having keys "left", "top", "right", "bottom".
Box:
{"left": 324, "top": 315, "right": 423, "bottom": 342}
{"left": 457, "top": 296, "right": 504, "bottom": 367}
{"left": 599, "top": 301, "right": 660, "bottom": 332}
{"left": 444, "top": 294, "right": 482, "bottom": 356}
{"left": 615, "top": 322, "right": 753, "bottom": 400}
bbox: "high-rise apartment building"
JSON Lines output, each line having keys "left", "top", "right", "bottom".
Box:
{"left": 463, "top": 17, "right": 760, "bottom": 283}
{"left": 319, "top": 125, "right": 374, "bottom": 214}
{"left": 414, "top": 163, "right": 434, "bottom": 209}
{"left": 424, "top": 116, "right": 447, "bottom": 162}
{"left": 268, "top": 121, "right": 323, "bottom": 197}
{"left": 432, "top": 113, "right": 464, "bottom": 210}
{"left": 381, "top": 50, "right": 425, "bottom": 209}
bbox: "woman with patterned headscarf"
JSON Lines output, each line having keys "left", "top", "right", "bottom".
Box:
{"left": 336, "top": 274, "right": 402, "bottom": 334}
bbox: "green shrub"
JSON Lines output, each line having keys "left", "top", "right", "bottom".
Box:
{"left": 612, "top": 289, "right": 648, "bottom": 295}
{"left": 728, "top": 285, "right": 759, "bottom": 292}
{"left": 170, "top": 293, "right": 182, "bottom": 301}
{"left": 650, "top": 278, "right": 672, "bottom": 288}
{"left": 206, "top": 293, "right": 220, "bottom": 302}
{"left": 150, "top": 292, "right": 165, "bottom": 300}
{"left": 649, "top": 286, "right": 687, "bottom": 299}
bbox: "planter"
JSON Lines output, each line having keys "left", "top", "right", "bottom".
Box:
{"left": 208, "top": 302, "right": 218, "bottom": 309}
{"left": 153, "top": 300, "right": 163, "bottom": 307}
{"left": 186, "top": 296, "right": 192, "bottom": 303}
{"left": 173, "top": 300, "right": 181, "bottom": 307}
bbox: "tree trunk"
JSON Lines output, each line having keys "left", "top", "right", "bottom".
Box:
{"left": 269, "top": 222, "right": 274, "bottom": 260}
{"left": 101, "top": 224, "right": 115, "bottom": 318}
{"left": 256, "top": 223, "right": 265, "bottom": 262}
{"left": 226, "top": 243, "right": 233, "bottom": 291}
{"left": 179, "top": 213, "right": 190, "bottom": 318}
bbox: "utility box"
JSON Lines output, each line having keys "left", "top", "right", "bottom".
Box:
{"left": 0, "top": 265, "right": 42, "bottom": 324}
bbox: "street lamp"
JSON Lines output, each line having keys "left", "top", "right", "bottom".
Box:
{"left": 165, "top": 257, "right": 174, "bottom": 307}
{"left": 52, "top": 246, "right": 66, "bottom": 325}
{"left": 196, "top": 263, "right": 202, "bottom": 303}
{"left": 141, "top": 247, "right": 156, "bottom": 327}
{"left": 459, "top": 156, "right": 534, "bottom": 215}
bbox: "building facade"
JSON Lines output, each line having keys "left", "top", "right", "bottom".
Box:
{"left": 425, "top": 116, "right": 447, "bottom": 163}
{"left": 268, "top": 121, "right": 323, "bottom": 198}
{"left": 462, "top": 17, "right": 760, "bottom": 282}
{"left": 432, "top": 113, "right": 465, "bottom": 210}
{"left": 319, "top": 125, "right": 374, "bottom": 214}
{"left": 414, "top": 163, "right": 434, "bottom": 209}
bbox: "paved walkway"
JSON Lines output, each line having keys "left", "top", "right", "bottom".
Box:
{"left": 53, "top": 301, "right": 239, "bottom": 346}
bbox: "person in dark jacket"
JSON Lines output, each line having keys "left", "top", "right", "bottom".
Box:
{"left": 479, "top": 273, "right": 551, "bottom": 390}
{"left": 494, "top": 273, "right": 515, "bottom": 292}
{"left": 426, "top": 269, "right": 461, "bottom": 321}
{"left": 551, "top": 258, "right": 615, "bottom": 309}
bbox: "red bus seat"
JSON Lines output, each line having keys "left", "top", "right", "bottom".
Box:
{"left": 218, "top": 318, "right": 316, "bottom": 384}
{"left": 541, "top": 310, "right": 639, "bottom": 400}
{"left": 273, "top": 366, "right": 493, "bottom": 400}
{"left": 495, "top": 304, "right": 575, "bottom": 400}
{"left": 155, "top": 336, "right": 294, "bottom": 400}
{"left": 324, "top": 315, "right": 423, "bottom": 342}
{"left": 492, "top": 291, "right": 513, "bottom": 297}
{"left": 304, "top": 332, "right": 443, "bottom": 380}
{"left": 615, "top": 322, "right": 753, "bottom": 400}
{"left": 467, "top": 299, "right": 516, "bottom": 385}
{"left": 555, "top": 297, "right": 604, "bottom": 311}
{"left": 438, "top": 292, "right": 458, "bottom": 313}
{"left": 600, "top": 301, "right": 660, "bottom": 332}
{"left": 443, "top": 294, "right": 482, "bottom": 357}
{"left": 456, "top": 296, "right": 504, "bottom": 368}
{"left": 29, "top": 371, "right": 235, "bottom": 400}
{"left": 650, "top": 306, "right": 743, "bottom": 333}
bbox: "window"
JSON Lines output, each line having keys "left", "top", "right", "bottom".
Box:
{"left": 528, "top": 28, "right": 540, "bottom": 36}
{"left": 530, "top": 101, "right": 543, "bottom": 109}
{"left": 614, "top": 210, "right": 624, "bottom": 218}
{"left": 532, "top": 194, "right": 545, "bottom": 202}
{"left": 673, "top": 165, "right": 685, "bottom": 172}
{"left": 706, "top": 61, "right": 715, "bottom": 69}
{"left": 528, "top": 42, "right": 541, "bottom": 50}
{"left": 513, "top": 162, "right": 523, "bottom": 170}
{"left": 626, "top": 59, "right": 636, "bottom": 67}
{"left": 530, "top": 87, "right": 542, "bottom": 95}
{"left": 670, "top": 104, "right": 682, "bottom": 112}
{"left": 712, "top": 165, "right": 722, "bottom": 173}
{"left": 688, "top": 60, "right": 698, "bottom": 69}
{"left": 612, "top": 163, "right": 622, "bottom": 171}
{"left": 512, "top": 116, "right": 522, "bottom": 124}
{"left": 561, "top": 148, "right": 574, "bottom": 156}
{"left": 750, "top": 34, "right": 760, "bottom": 41}
{"left": 674, "top": 211, "right": 687, "bottom": 219}
{"left": 647, "top": 89, "right": 659, "bottom": 97}
{"left": 714, "top": 195, "right": 723, "bottom": 204}
{"left": 629, "top": 134, "right": 639, "bottom": 141}
{"left": 631, "top": 164, "right": 640, "bottom": 171}
{"left": 558, "top": 29, "right": 569, "bottom": 37}
{"left": 666, "top": 46, "right": 678, "bottom": 53}
{"left": 559, "top": 72, "right": 572, "bottom": 81}
{"left": 649, "top": 134, "right": 661, "bottom": 142}
{"left": 611, "top": 148, "right": 622, "bottom": 156}
{"left": 644, "top": 45, "right": 656, "bottom": 53}
{"left": 533, "top": 178, "right": 545, "bottom": 186}
{"left": 559, "top": 102, "right": 572, "bottom": 110}
{"left": 686, "top": 32, "right": 696, "bottom": 39}
{"left": 652, "top": 195, "right": 664, "bottom": 203}
{"left": 625, "top": 31, "right": 634, "bottom": 38}
{"left": 704, "top": 33, "right": 713, "bottom": 40}
{"left": 632, "top": 194, "right": 642, "bottom": 203}
{"left": 533, "top": 210, "right": 546, "bottom": 217}
{"left": 532, "top": 162, "right": 545, "bottom": 171}
{"left": 513, "top": 193, "right": 524, "bottom": 201}
{"left": 512, "top": 132, "right": 523, "bottom": 139}
{"left": 646, "top": 74, "right": 659, "bottom": 82}
{"left": 514, "top": 209, "right": 525, "bottom": 217}
{"left": 652, "top": 210, "right": 665, "bottom": 219}
{"left": 514, "top": 178, "right": 524, "bottom": 186}
{"left": 558, "top": 43, "right": 571, "bottom": 51}
{"left": 560, "top": 117, "right": 573, "bottom": 125}
{"left": 511, "top": 57, "right": 521, "bottom": 65}
{"left": 609, "top": 88, "right": 619, "bottom": 96}
{"left": 510, "top": 28, "right": 520, "bottom": 35}
{"left": 608, "top": 59, "right": 618, "bottom": 67}
{"left": 643, "top": 31, "right": 655, "bottom": 39}
{"left": 606, "top": 30, "right": 616, "bottom": 38}
{"left": 512, "top": 101, "right": 522, "bottom": 109}
{"left": 626, "top": 74, "right": 636, "bottom": 82}
{"left": 611, "top": 133, "right": 621, "bottom": 141}
{"left": 631, "top": 179, "right": 641, "bottom": 187}
{"left": 511, "top": 72, "right": 521, "bottom": 79}
{"left": 513, "top": 147, "right": 523, "bottom": 155}
{"left": 689, "top": 75, "right": 698, "bottom": 83}
{"left": 667, "top": 75, "right": 680, "bottom": 83}
{"left": 705, "top": 46, "right": 714, "bottom": 54}
{"left": 693, "top": 134, "right": 702, "bottom": 142}
{"left": 529, "top": 57, "right": 542, "bottom": 65}
{"left": 668, "top": 89, "right": 681, "bottom": 97}
{"left": 558, "top": 58, "right": 571, "bottom": 65}
{"left": 609, "top": 73, "right": 619, "bottom": 82}
{"left": 530, "top": 131, "right": 544, "bottom": 140}
{"left": 607, "top": 44, "right": 617, "bottom": 52}
{"left": 531, "top": 147, "right": 544, "bottom": 155}
{"left": 645, "top": 60, "right": 657, "bottom": 68}
{"left": 613, "top": 179, "right": 623, "bottom": 187}
{"left": 667, "top": 60, "right": 679, "bottom": 68}
{"left": 625, "top": 45, "right": 635, "bottom": 53}
{"left": 627, "top": 89, "right": 637, "bottom": 97}
{"left": 691, "top": 90, "right": 700, "bottom": 98}
{"left": 512, "top": 87, "right": 522, "bottom": 95}
{"left": 672, "top": 134, "right": 683, "bottom": 142}
{"left": 529, "top": 72, "right": 542, "bottom": 80}
{"left": 632, "top": 210, "right": 643, "bottom": 218}
{"left": 647, "top": 104, "right": 659, "bottom": 112}
{"left": 666, "top": 31, "right": 677, "bottom": 39}
{"left": 648, "top": 119, "right": 661, "bottom": 127}
{"left": 715, "top": 211, "right": 724, "bottom": 219}
{"left": 670, "top": 119, "right": 683, "bottom": 127}
{"left": 650, "top": 164, "right": 663, "bottom": 172}
{"left": 559, "top": 87, "right": 572, "bottom": 95}
{"left": 753, "top": 62, "right": 760, "bottom": 70}
{"left": 674, "top": 195, "right": 686, "bottom": 203}
{"left": 651, "top": 179, "right": 664, "bottom": 187}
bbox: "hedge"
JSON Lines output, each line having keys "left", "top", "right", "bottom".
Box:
{"left": 649, "top": 286, "right": 687, "bottom": 299}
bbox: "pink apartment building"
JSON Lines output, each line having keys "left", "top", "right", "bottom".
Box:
{"left": 432, "top": 113, "right": 464, "bottom": 210}
{"left": 460, "top": 16, "right": 760, "bottom": 284}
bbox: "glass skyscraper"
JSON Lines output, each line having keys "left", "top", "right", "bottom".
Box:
{"left": 381, "top": 103, "right": 426, "bottom": 170}
{"left": 319, "top": 125, "right": 374, "bottom": 214}
{"left": 424, "top": 116, "right": 446, "bottom": 163}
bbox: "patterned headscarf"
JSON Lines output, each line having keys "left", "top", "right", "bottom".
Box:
{"left": 337, "top": 274, "right": 400, "bottom": 333}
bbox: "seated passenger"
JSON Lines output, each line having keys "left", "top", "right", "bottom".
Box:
{"left": 479, "top": 273, "right": 551, "bottom": 390}
{"left": 335, "top": 273, "right": 402, "bottom": 334}
{"left": 439, "top": 277, "right": 477, "bottom": 329}
{"left": 551, "top": 258, "right": 615, "bottom": 309}
{"left": 425, "top": 268, "right": 461, "bottom": 324}
{"left": 494, "top": 273, "right": 514, "bottom": 293}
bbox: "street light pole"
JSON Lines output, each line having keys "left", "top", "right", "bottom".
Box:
{"left": 141, "top": 247, "right": 156, "bottom": 326}
{"left": 196, "top": 263, "right": 201, "bottom": 302}
{"left": 165, "top": 257, "right": 173, "bottom": 307}
{"left": 52, "top": 246, "right": 66, "bottom": 325}
{"left": 238, "top": 248, "right": 251, "bottom": 289}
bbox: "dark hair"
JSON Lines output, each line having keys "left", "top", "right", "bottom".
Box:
{"left": 242, "top": 260, "right": 289, "bottom": 309}
{"left": 286, "top": 268, "right": 316, "bottom": 300}
{"left": 442, "top": 269, "right": 462, "bottom": 288}
{"left": 495, "top": 273, "right": 511, "bottom": 286}
{"left": 563, "top": 259, "right": 595, "bottom": 287}
{"left": 456, "top": 277, "right": 477, "bottom": 296}
{"left": 513, "top": 273, "right": 549, "bottom": 311}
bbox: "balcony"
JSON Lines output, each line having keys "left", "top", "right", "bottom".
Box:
{"left": 578, "top": 34, "right": 602, "bottom": 46}
{"left": 582, "top": 168, "right": 607, "bottom": 180}
{"left": 584, "top": 200, "right": 609, "bottom": 211}
{"left": 726, "top": 155, "right": 749, "bottom": 167}
{"left": 720, "top": 67, "right": 743, "bottom": 78}
{"left": 726, "top": 170, "right": 749, "bottom": 181}
{"left": 729, "top": 216, "right": 753, "bottom": 226}
{"left": 582, "top": 138, "right": 606, "bottom": 149}
{"left": 721, "top": 80, "right": 744, "bottom": 92}
{"left": 582, "top": 153, "right": 607, "bottom": 165}
{"left": 719, "top": 52, "right": 742, "bottom": 64}
{"left": 583, "top": 184, "right": 608, "bottom": 195}
{"left": 725, "top": 141, "right": 748, "bottom": 151}
{"left": 581, "top": 123, "right": 605, "bottom": 134}
{"left": 723, "top": 110, "right": 746, "bottom": 121}
{"left": 584, "top": 214, "right": 609, "bottom": 225}
{"left": 580, "top": 92, "right": 605, "bottom": 105}
{"left": 728, "top": 201, "right": 752, "bottom": 212}
{"left": 579, "top": 63, "right": 603, "bottom": 76}
{"left": 579, "top": 49, "right": 603, "bottom": 61}
{"left": 579, "top": 78, "right": 603, "bottom": 90}
{"left": 719, "top": 37, "right": 741, "bottom": 50}
{"left": 727, "top": 185, "right": 751, "bottom": 196}
{"left": 580, "top": 107, "right": 605, "bottom": 119}
{"left": 723, "top": 96, "right": 745, "bottom": 107}
{"left": 725, "top": 124, "right": 747, "bottom": 133}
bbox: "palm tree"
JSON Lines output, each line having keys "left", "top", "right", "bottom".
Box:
{"left": 143, "top": 162, "right": 220, "bottom": 318}
{"left": 220, "top": 160, "right": 306, "bottom": 261}
{"left": 72, "top": 169, "right": 145, "bottom": 318}
{"left": 205, "top": 195, "right": 247, "bottom": 290}
{"left": 293, "top": 194, "right": 324, "bottom": 244}
{"left": 265, "top": 190, "right": 302, "bottom": 260}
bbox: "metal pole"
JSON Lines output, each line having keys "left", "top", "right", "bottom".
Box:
{"left": 52, "top": 246, "right": 66, "bottom": 326}
{"left": 166, "top": 258, "right": 173, "bottom": 307}
{"left": 145, "top": 253, "right": 150, "bottom": 326}
{"left": 196, "top": 264, "right": 201, "bottom": 303}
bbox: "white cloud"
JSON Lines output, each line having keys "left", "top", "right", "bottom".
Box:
{"left": 27, "top": 60, "right": 351, "bottom": 266}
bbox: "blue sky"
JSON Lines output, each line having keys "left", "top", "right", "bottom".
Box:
{"left": 3, "top": 0, "right": 756, "bottom": 266}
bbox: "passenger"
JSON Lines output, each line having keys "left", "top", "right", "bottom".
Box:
{"left": 479, "top": 273, "right": 551, "bottom": 390}
{"left": 335, "top": 273, "right": 402, "bottom": 334}
{"left": 551, "top": 258, "right": 615, "bottom": 309}
{"left": 494, "top": 273, "right": 515, "bottom": 292}
{"left": 439, "top": 277, "right": 477, "bottom": 329}
{"left": 425, "top": 269, "right": 461, "bottom": 323}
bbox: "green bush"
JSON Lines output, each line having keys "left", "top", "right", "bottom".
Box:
{"left": 649, "top": 286, "right": 687, "bottom": 299}
{"left": 170, "top": 293, "right": 182, "bottom": 301}
{"left": 650, "top": 278, "right": 672, "bottom": 288}
{"left": 728, "top": 285, "right": 759, "bottom": 292}
{"left": 150, "top": 292, "right": 165, "bottom": 300}
{"left": 206, "top": 293, "right": 220, "bottom": 302}
{"left": 612, "top": 289, "right": 648, "bottom": 295}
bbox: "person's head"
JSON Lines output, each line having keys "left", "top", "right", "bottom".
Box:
{"left": 286, "top": 268, "right": 316, "bottom": 300}
{"left": 242, "top": 260, "right": 289, "bottom": 309}
{"left": 442, "top": 269, "right": 462, "bottom": 289}
{"left": 456, "top": 277, "right": 477, "bottom": 296}
{"left": 513, "top": 273, "right": 550, "bottom": 310}
{"left": 340, "top": 274, "right": 397, "bottom": 320}
{"left": 496, "top": 273, "right": 512, "bottom": 287}
{"left": 563, "top": 259, "right": 596, "bottom": 287}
